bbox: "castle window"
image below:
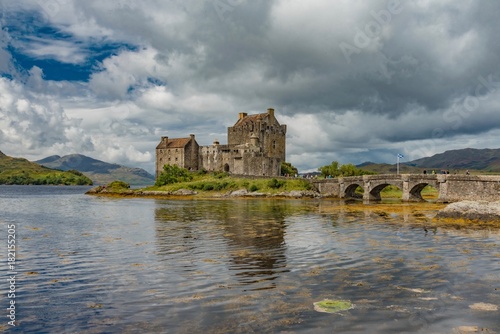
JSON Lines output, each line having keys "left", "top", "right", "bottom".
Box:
{"left": 176, "top": 149, "right": 178, "bottom": 153}
{"left": 175, "top": 157, "right": 178, "bottom": 161}
{"left": 272, "top": 140, "right": 276, "bottom": 149}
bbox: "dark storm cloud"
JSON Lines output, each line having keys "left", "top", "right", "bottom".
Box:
{"left": 2, "top": 0, "right": 500, "bottom": 172}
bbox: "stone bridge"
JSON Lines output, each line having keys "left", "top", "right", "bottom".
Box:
{"left": 310, "top": 174, "right": 500, "bottom": 202}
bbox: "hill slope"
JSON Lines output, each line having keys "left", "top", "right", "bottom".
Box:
{"left": 0, "top": 150, "right": 93, "bottom": 185}
{"left": 36, "top": 154, "right": 155, "bottom": 185}
{"left": 358, "top": 148, "right": 500, "bottom": 174}
{"left": 408, "top": 148, "right": 500, "bottom": 171}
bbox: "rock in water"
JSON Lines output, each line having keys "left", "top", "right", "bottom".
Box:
{"left": 172, "top": 189, "right": 197, "bottom": 196}
{"left": 313, "top": 299, "right": 354, "bottom": 313}
{"left": 469, "top": 302, "right": 498, "bottom": 311}
{"left": 436, "top": 200, "right": 500, "bottom": 222}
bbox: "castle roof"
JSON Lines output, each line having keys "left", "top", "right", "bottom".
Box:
{"left": 156, "top": 137, "right": 192, "bottom": 149}
{"left": 233, "top": 112, "right": 269, "bottom": 127}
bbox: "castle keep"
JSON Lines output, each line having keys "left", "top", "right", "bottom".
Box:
{"left": 156, "top": 108, "right": 286, "bottom": 178}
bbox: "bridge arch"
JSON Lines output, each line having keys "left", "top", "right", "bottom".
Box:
{"left": 367, "top": 183, "right": 403, "bottom": 201}
{"left": 344, "top": 183, "right": 363, "bottom": 199}
{"left": 406, "top": 180, "right": 439, "bottom": 202}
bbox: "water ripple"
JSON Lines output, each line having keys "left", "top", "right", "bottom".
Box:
{"left": 0, "top": 187, "right": 499, "bottom": 333}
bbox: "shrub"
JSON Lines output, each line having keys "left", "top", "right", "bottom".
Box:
{"left": 249, "top": 184, "right": 259, "bottom": 192}
{"left": 155, "top": 165, "right": 193, "bottom": 186}
{"left": 212, "top": 171, "right": 229, "bottom": 179}
{"left": 303, "top": 180, "right": 314, "bottom": 190}
{"left": 196, "top": 168, "right": 208, "bottom": 176}
{"left": 203, "top": 183, "right": 215, "bottom": 191}
{"left": 187, "top": 183, "right": 202, "bottom": 190}
{"left": 214, "top": 181, "right": 231, "bottom": 191}
{"left": 268, "top": 178, "right": 285, "bottom": 189}
{"left": 108, "top": 180, "right": 130, "bottom": 189}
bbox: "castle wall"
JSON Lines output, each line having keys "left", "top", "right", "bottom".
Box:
{"left": 199, "top": 145, "right": 227, "bottom": 172}
{"left": 199, "top": 145, "right": 282, "bottom": 176}
{"left": 155, "top": 136, "right": 199, "bottom": 178}
{"left": 156, "top": 147, "right": 185, "bottom": 177}
{"left": 261, "top": 124, "right": 287, "bottom": 161}
{"left": 227, "top": 109, "right": 286, "bottom": 166}
{"left": 183, "top": 140, "right": 200, "bottom": 170}
{"left": 157, "top": 109, "right": 286, "bottom": 179}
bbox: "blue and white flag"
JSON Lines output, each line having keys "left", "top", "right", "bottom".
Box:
{"left": 397, "top": 153, "right": 404, "bottom": 159}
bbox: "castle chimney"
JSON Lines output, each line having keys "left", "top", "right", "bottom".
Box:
{"left": 267, "top": 108, "right": 275, "bottom": 117}
{"left": 162, "top": 136, "right": 168, "bottom": 143}
{"left": 213, "top": 138, "right": 219, "bottom": 145}
{"left": 190, "top": 134, "right": 195, "bottom": 140}
{"left": 238, "top": 112, "right": 248, "bottom": 119}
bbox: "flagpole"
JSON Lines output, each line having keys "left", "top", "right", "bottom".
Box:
{"left": 396, "top": 153, "right": 404, "bottom": 175}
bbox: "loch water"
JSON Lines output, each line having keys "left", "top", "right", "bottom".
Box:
{"left": 0, "top": 185, "right": 499, "bottom": 333}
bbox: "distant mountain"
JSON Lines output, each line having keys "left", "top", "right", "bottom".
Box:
{"left": 36, "top": 155, "right": 62, "bottom": 164}
{"left": 356, "top": 162, "right": 421, "bottom": 174}
{"left": 0, "top": 151, "right": 93, "bottom": 185}
{"left": 356, "top": 161, "right": 378, "bottom": 168}
{"left": 35, "top": 154, "right": 155, "bottom": 185}
{"left": 408, "top": 148, "right": 500, "bottom": 171}
{"left": 357, "top": 148, "right": 500, "bottom": 174}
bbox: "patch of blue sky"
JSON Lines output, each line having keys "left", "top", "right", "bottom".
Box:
{"left": 147, "top": 77, "right": 166, "bottom": 87}
{"left": 2, "top": 10, "right": 137, "bottom": 82}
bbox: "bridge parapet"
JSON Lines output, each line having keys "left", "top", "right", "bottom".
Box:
{"left": 439, "top": 175, "right": 500, "bottom": 202}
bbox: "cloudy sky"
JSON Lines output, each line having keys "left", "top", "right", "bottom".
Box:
{"left": 1, "top": 0, "right": 499, "bottom": 173}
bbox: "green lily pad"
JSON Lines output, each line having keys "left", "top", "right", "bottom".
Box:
{"left": 313, "top": 299, "right": 354, "bottom": 313}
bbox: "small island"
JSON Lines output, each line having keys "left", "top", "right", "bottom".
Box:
{"left": 86, "top": 170, "right": 318, "bottom": 199}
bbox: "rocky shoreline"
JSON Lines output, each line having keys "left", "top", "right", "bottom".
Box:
{"left": 85, "top": 186, "right": 323, "bottom": 198}
{"left": 86, "top": 185, "right": 500, "bottom": 223}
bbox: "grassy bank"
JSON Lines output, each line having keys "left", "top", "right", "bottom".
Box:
{"left": 144, "top": 173, "right": 314, "bottom": 195}
{"left": 90, "top": 174, "right": 442, "bottom": 200}
{"left": 87, "top": 174, "right": 315, "bottom": 197}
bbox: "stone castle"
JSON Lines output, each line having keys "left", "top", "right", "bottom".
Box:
{"left": 156, "top": 108, "right": 286, "bottom": 178}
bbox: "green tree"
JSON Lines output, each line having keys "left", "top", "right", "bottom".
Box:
{"left": 281, "top": 161, "right": 298, "bottom": 176}
{"left": 339, "top": 163, "right": 362, "bottom": 176}
{"left": 155, "top": 164, "right": 193, "bottom": 186}
{"left": 318, "top": 161, "right": 340, "bottom": 178}
{"left": 319, "top": 161, "right": 372, "bottom": 178}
